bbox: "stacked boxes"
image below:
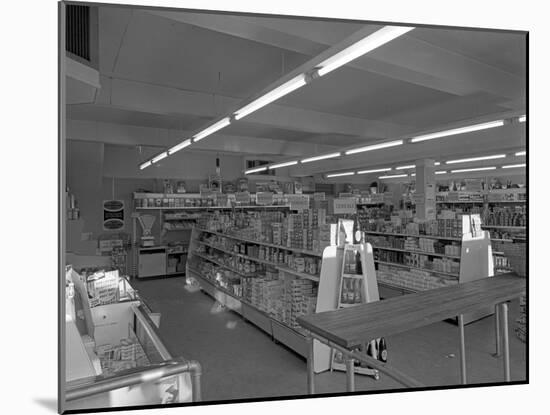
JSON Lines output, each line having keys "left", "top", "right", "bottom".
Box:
{"left": 377, "top": 264, "right": 458, "bottom": 291}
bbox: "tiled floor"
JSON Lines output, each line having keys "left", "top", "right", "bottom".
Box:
{"left": 132, "top": 276, "right": 527, "bottom": 402}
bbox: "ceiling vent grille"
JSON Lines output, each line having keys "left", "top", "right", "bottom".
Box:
{"left": 66, "top": 5, "right": 90, "bottom": 61}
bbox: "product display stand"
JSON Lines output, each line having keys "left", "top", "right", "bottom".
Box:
{"left": 329, "top": 243, "right": 380, "bottom": 379}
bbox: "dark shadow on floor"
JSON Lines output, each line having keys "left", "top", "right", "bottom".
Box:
{"left": 34, "top": 398, "right": 58, "bottom": 413}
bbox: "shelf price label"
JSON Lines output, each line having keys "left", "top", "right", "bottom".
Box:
{"left": 256, "top": 192, "right": 274, "bottom": 205}
{"left": 287, "top": 194, "right": 310, "bottom": 211}
{"left": 333, "top": 198, "right": 357, "bottom": 214}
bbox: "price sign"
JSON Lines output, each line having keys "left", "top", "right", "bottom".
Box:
{"left": 235, "top": 191, "right": 250, "bottom": 204}
{"left": 333, "top": 198, "right": 357, "bottom": 214}
{"left": 313, "top": 192, "right": 325, "bottom": 201}
{"left": 256, "top": 192, "right": 273, "bottom": 205}
{"left": 287, "top": 194, "right": 310, "bottom": 211}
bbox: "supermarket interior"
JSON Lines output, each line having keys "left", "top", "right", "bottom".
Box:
{"left": 61, "top": 2, "right": 527, "bottom": 412}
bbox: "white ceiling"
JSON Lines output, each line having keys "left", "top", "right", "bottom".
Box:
{"left": 66, "top": 5, "right": 526, "bottom": 176}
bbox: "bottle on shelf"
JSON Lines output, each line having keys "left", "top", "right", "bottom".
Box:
{"left": 378, "top": 337, "right": 387, "bottom": 363}
{"left": 355, "top": 249, "right": 362, "bottom": 275}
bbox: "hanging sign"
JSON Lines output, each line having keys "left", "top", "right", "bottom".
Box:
{"left": 103, "top": 200, "right": 124, "bottom": 231}
{"left": 256, "top": 192, "right": 274, "bottom": 205}
{"left": 333, "top": 198, "right": 357, "bottom": 214}
{"left": 287, "top": 194, "right": 310, "bottom": 211}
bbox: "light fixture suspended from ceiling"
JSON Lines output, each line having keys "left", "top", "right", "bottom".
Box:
{"left": 410, "top": 120, "right": 505, "bottom": 143}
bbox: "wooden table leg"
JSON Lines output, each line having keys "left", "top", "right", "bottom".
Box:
{"left": 345, "top": 357, "right": 355, "bottom": 392}
{"left": 494, "top": 304, "right": 501, "bottom": 357}
{"left": 306, "top": 334, "right": 315, "bottom": 394}
{"left": 458, "top": 314, "right": 467, "bottom": 384}
{"left": 500, "top": 302, "right": 511, "bottom": 381}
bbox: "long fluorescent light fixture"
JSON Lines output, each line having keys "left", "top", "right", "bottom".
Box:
{"left": 446, "top": 154, "right": 506, "bottom": 164}
{"left": 357, "top": 167, "right": 392, "bottom": 174}
{"left": 345, "top": 139, "right": 404, "bottom": 156}
{"left": 396, "top": 164, "right": 415, "bottom": 170}
{"left": 152, "top": 152, "right": 168, "bottom": 164}
{"left": 245, "top": 166, "right": 268, "bottom": 174}
{"left": 140, "top": 160, "right": 152, "bottom": 170}
{"left": 269, "top": 160, "right": 298, "bottom": 170}
{"left": 193, "top": 117, "right": 231, "bottom": 142}
{"left": 450, "top": 166, "right": 496, "bottom": 173}
{"left": 435, "top": 170, "right": 447, "bottom": 175}
{"left": 379, "top": 174, "right": 408, "bottom": 179}
{"left": 327, "top": 171, "right": 355, "bottom": 178}
{"left": 515, "top": 151, "right": 526, "bottom": 156}
{"left": 168, "top": 139, "right": 192, "bottom": 155}
{"left": 234, "top": 75, "right": 307, "bottom": 121}
{"left": 434, "top": 162, "right": 441, "bottom": 166}
{"left": 317, "top": 26, "right": 414, "bottom": 77}
{"left": 301, "top": 152, "right": 341, "bottom": 163}
{"left": 519, "top": 115, "right": 526, "bottom": 123}
{"left": 410, "top": 120, "right": 505, "bottom": 143}
{"left": 502, "top": 163, "right": 526, "bottom": 169}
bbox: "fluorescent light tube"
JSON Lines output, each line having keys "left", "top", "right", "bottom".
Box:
{"left": 269, "top": 160, "right": 298, "bottom": 169}
{"left": 317, "top": 26, "right": 414, "bottom": 77}
{"left": 446, "top": 154, "right": 506, "bottom": 164}
{"left": 168, "top": 139, "right": 192, "bottom": 155}
{"left": 410, "top": 120, "right": 505, "bottom": 143}
{"left": 411, "top": 173, "right": 416, "bottom": 177}
{"left": 301, "top": 152, "right": 341, "bottom": 163}
{"left": 379, "top": 174, "right": 408, "bottom": 179}
{"left": 193, "top": 117, "right": 231, "bottom": 142}
{"left": 519, "top": 115, "right": 526, "bottom": 123}
{"left": 450, "top": 166, "right": 496, "bottom": 173}
{"left": 396, "top": 164, "right": 415, "bottom": 170}
{"left": 357, "top": 168, "right": 392, "bottom": 174}
{"left": 140, "top": 160, "right": 152, "bottom": 170}
{"left": 435, "top": 170, "right": 447, "bottom": 175}
{"left": 152, "top": 152, "right": 168, "bottom": 163}
{"left": 234, "top": 75, "right": 307, "bottom": 121}
{"left": 515, "top": 151, "right": 526, "bottom": 156}
{"left": 245, "top": 166, "right": 268, "bottom": 174}
{"left": 502, "top": 164, "right": 526, "bottom": 169}
{"left": 345, "top": 139, "right": 404, "bottom": 155}
{"left": 434, "top": 162, "right": 441, "bottom": 166}
{"left": 326, "top": 171, "right": 355, "bottom": 178}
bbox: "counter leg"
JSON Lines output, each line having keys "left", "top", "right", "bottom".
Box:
{"left": 493, "top": 304, "right": 501, "bottom": 357}
{"left": 306, "top": 334, "right": 315, "bottom": 394}
{"left": 458, "top": 314, "right": 467, "bottom": 384}
{"left": 345, "top": 357, "right": 355, "bottom": 392}
{"left": 500, "top": 302, "right": 511, "bottom": 381}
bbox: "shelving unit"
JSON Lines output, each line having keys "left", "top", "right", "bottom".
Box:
{"left": 364, "top": 215, "right": 495, "bottom": 323}
{"left": 186, "top": 227, "right": 324, "bottom": 358}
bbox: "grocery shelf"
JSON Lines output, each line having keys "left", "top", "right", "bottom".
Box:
{"left": 378, "top": 280, "right": 417, "bottom": 294}
{"left": 482, "top": 225, "right": 526, "bottom": 230}
{"left": 374, "top": 260, "right": 459, "bottom": 278}
{"left": 137, "top": 205, "right": 290, "bottom": 210}
{"left": 196, "top": 228, "right": 322, "bottom": 257}
{"left": 275, "top": 266, "right": 320, "bottom": 282}
{"left": 193, "top": 252, "right": 255, "bottom": 278}
{"left": 365, "top": 231, "right": 462, "bottom": 242}
{"left": 372, "top": 245, "right": 461, "bottom": 259}
{"left": 197, "top": 240, "right": 320, "bottom": 281}
{"left": 187, "top": 268, "right": 307, "bottom": 356}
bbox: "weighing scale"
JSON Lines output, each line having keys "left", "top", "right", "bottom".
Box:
{"left": 137, "top": 214, "right": 156, "bottom": 247}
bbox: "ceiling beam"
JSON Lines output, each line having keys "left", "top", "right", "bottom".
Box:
{"left": 149, "top": 11, "right": 524, "bottom": 105}
{"left": 66, "top": 119, "right": 338, "bottom": 156}
{"left": 86, "top": 76, "right": 413, "bottom": 139}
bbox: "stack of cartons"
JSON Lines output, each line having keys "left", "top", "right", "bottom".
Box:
{"left": 314, "top": 223, "right": 337, "bottom": 253}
